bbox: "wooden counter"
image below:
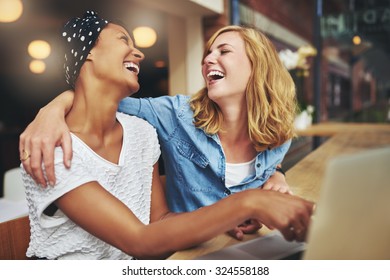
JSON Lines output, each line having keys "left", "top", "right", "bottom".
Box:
{"left": 290, "top": 122, "right": 390, "bottom": 201}
{"left": 295, "top": 122, "right": 390, "bottom": 138}
{"left": 168, "top": 122, "right": 390, "bottom": 260}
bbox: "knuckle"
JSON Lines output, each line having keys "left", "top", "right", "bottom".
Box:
{"left": 30, "top": 136, "right": 42, "bottom": 146}
{"left": 31, "top": 135, "right": 50, "bottom": 146}
{"left": 45, "top": 162, "right": 54, "bottom": 169}
{"left": 41, "top": 136, "right": 52, "bottom": 145}
{"left": 19, "top": 133, "right": 26, "bottom": 142}
{"left": 30, "top": 162, "right": 41, "bottom": 171}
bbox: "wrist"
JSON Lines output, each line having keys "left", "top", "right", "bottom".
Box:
{"left": 43, "top": 90, "right": 74, "bottom": 117}
{"left": 238, "top": 189, "right": 262, "bottom": 219}
{"left": 61, "top": 90, "right": 75, "bottom": 115}
{"left": 40, "top": 102, "right": 66, "bottom": 120}
{"left": 275, "top": 166, "right": 285, "bottom": 176}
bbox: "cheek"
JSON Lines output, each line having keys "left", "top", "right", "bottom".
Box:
{"left": 234, "top": 65, "right": 251, "bottom": 84}
{"left": 241, "top": 62, "right": 252, "bottom": 85}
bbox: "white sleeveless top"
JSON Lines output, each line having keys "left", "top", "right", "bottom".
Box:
{"left": 225, "top": 157, "right": 256, "bottom": 188}
{"left": 23, "top": 112, "right": 160, "bottom": 259}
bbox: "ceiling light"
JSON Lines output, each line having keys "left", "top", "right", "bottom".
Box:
{"left": 154, "top": 60, "right": 166, "bottom": 68}
{"left": 0, "top": 0, "right": 23, "bottom": 23}
{"left": 133, "top": 26, "right": 157, "bottom": 48}
{"left": 29, "top": 60, "right": 46, "bottom": 74}
{"left": 352, "top": 35, "right": 361, "bottom": 45}
{"left": 28, "top": 40, "right": 51, "bottom": 59}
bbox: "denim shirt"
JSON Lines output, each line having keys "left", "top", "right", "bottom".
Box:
{"left": 119, "top": 95, "right": 291, "bottom": 212}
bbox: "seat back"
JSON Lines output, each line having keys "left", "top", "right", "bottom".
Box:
{"left": 0, "top": 215, "right": 30, "bottom": 259}
{"left": 3, "top": 167, "right": 25, "bottom": 201}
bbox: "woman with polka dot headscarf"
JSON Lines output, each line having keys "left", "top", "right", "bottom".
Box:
{"left": 20, "top": 11, "right": 314, "bottom": 260}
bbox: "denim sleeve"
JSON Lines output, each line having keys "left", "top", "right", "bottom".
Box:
{"left": 281, "top": 139, "right": 292, "bottom": 155}
{"left": 118, "top": 97, "right": 142, "bottom": 116}
{"left": 278, "top": 139, "right": 292, "bottom": 162}
{"left": 119, "top": 96, "right": 182, "bottom": 142}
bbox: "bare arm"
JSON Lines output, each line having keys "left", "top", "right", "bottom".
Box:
{"left": 19, "top": 90, "right": 75, "bottom": 187}
{"left": 56, "top": 163, "right": 314, "bottom": 259}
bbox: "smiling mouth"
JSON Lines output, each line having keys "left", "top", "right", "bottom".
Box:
{"left": 207, "top": 70, "right": 225, "bottom": 81}
{"left": 124, "top": 62, "right": 140, "bottom": 75}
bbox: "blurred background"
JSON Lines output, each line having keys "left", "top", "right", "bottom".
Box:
{"left": 0, "top": 0, "right": 389, "bottom": 196}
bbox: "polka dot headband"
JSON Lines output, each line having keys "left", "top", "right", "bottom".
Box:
{"left": 62, "top": 10, "right": 109, "bottom": 88}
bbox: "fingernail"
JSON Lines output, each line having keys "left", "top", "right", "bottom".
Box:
{"left": 66, "top": 160, "right": 71, "bottom": 168}
{"left": 49, "top": 181, "right": 55, "bottom": 187}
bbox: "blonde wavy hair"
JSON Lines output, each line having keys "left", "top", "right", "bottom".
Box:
{"left": 190, "top": 25, "right": 297, "bottom": 151}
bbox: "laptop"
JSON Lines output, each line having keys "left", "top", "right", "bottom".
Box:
{"left": 197, "top": 146, "right": 390, "bottom": 260}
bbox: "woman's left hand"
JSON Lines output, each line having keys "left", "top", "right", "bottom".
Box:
{"left": 227, "top": 219, "right": 262, "bottom": 240}
{"left": 262, "top": 171, "right": 293, "bottom": 195}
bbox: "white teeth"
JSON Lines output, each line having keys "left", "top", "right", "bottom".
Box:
{"left": 124, "top": 62, "right": 140, "bottom": 75}
{"left": 207, "top": 70, "right": 225, "bottom": 79}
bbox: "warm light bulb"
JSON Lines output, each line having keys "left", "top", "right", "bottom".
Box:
{"left": 0, "top": 0, "right": 23, "bottom": 23}
{"left": 133, "top": 26, "right": 157, "bottom": 48}
{"left": 28, "top": 40, "right": 51, "bottom": 59}
{"left": 29, "top": 60, "right": 46, "bottom": 74}
{"left": 154, "top": 60, "right": 166, "bottom": 68}
{"left": 352, "top": 35, "right": 361, "bottom": 45}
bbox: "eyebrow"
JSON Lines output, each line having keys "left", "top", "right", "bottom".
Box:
{"left": 208, "top": 43, "right": 234, "bottom": 52}
{"left": 118, "top": 31, "right": 129, "bottom": 38}
{"left": 203, "top": 41, "right": 234, "bottom": 61}
{"left": 118, "top": 31, "right": 135, "bottom": 46}
{"left": 216, "top": 43, "right": 233, "bottom": 48}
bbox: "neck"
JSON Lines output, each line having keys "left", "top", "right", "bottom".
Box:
{"left": 218, "top": 99, "right": 249, "bottom": 143}
{"left": 66, "top": 80, "right": 124, "bottom": 139}
{"left": 217, "top": 100, "right": 257, "bottom": 163}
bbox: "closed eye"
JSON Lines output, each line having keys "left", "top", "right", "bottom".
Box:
{"left": 120, "top": 35, "right": 129, "bottom": 44}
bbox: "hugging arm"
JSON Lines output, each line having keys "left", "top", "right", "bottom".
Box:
{"left": 19, "top": 90, "right": 75, "bottom": 186}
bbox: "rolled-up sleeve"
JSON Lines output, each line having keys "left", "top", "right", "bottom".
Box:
{"left": 119, "top": 96, "right": 187, "bottom": 143}
{"left": 118, "top": 97, "right": 142, "bottom": 116}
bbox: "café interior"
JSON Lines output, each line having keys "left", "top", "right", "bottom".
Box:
{"left": 0, "top": 0, "right": 389, "bottom": 260}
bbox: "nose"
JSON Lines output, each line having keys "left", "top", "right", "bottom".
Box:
{"left": 203, "top": 51, "right": 216, "bottom": 65}
{"left": 133, "top": 47, "right": 145, "bottom": 61}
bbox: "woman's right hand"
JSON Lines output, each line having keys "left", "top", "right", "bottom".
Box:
{"left": 248, "top": 190, "right": 315, "bottom": 242}
{"left": 19, "top": 91, "right": 74, "bottom": 187}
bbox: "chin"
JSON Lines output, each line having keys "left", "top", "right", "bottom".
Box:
{"left": 207, "top": 90, "right": 221, "bottom": 101}
{"left": 128, "top": 84, "right": 140, "bottom": 96}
